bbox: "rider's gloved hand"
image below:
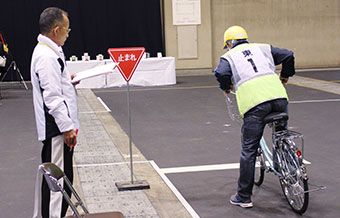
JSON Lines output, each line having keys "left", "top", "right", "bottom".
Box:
{"left": 224, "top": 84, "right": 234, "bottom": 94}
{"left": 280, "top": 76, "right": 289, "bottom": 86}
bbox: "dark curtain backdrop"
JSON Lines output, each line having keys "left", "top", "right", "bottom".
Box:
{"left": 0, "top": 0, "right": 164, "bottom": 81}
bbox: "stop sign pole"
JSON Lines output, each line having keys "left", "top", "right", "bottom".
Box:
{"left": 108, "top": 47, "right": 150, "bottom": 191}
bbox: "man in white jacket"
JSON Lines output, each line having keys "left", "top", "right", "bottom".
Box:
{"left": 31, "top": 7, "right": 79, "bottom": 218}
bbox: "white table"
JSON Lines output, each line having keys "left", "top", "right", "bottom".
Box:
{"left": 67, "top": 57, "right": 176, "bottom": 89}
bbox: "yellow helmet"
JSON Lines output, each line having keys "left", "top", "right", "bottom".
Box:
{"left": 223, "top": 26, "right": 248, "bottom": 49}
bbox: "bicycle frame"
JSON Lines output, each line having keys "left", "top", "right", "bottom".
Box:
{"left": 259, "top": 121, "right": 307, "bottom": 180}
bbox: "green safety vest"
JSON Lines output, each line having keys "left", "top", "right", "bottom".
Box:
{"left": 221, "top": 43, "right": 288, "bottom": 117}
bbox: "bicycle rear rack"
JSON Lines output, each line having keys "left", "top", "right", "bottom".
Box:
{"left": 275, "top": 130, "right": 304, "bottom": 157}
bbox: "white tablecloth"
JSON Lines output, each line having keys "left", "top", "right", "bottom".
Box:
{"left": 67, "top": 57, "right": 176, "bottom": 89}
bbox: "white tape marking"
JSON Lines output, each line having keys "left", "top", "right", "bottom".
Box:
{"left": 73, "top": 160, "right": 149, "bottom": 168}
{"left": 159, "top": 160, "right": 311, "bottom": 174}
{"left": 149, "top": 160, "right": 200, "bottom": 218}
{"left": 290, "top": 98, "right": 340, "bottom": 104}
{"left": 123, "top": 154, "right": 140, "bottom": 158}
{"left": 160, "top": 163, "right": 240, "bottom": 174}
{"left": 97, "top": 97, "right": 111, "bottom": 112}
{"left": 79, "top": 110, "right": 110, "bottom": 114}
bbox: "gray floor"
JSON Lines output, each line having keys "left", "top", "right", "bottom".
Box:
{"left": 1, "top": 69, "right": 340, "bottom": 217}
{"left": 0, "top": 83, "right": 39, "bottom": 217}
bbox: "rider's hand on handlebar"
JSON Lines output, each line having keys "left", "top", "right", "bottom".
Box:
{"left": 280, "top": 76, "right": 289, "bottom": 86}
{"left": 224, "top": 84, "right": 234, "bottom": 94}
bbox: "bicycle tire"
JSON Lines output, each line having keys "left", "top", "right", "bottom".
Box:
{"left": 254, "top": 148, "right": 265, "bottom": 186}
{"left": 279, "top": 142, "right": 309, "bottom": 214}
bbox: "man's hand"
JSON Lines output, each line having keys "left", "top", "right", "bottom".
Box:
{"left": 62, "top": 129, "right": 77, "bottom": 147}
{"left": 70, "top": 73, "right": 80, "bottom": 85}
{"left": 280, "top": 76, "right": 289, "bottom": 86}
{"left": 224, "top": 84, "right": 234, "bottom": 94}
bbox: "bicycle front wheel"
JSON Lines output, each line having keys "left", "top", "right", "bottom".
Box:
{"left": 279, "top": 143, "right": 309, "bottom": 214}
{"left": 254, "top": 148, "right": 265, "bottom": 186}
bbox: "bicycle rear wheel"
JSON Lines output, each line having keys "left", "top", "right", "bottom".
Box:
{"left": 279, "top": 142, "right": 309, "bottom": 214}
{"left": 254, "top": 148, "right": 265, "bottom": 186}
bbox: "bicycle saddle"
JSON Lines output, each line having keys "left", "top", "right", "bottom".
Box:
{"left": 263, "top": 112, "right": 288, "bottom": 124}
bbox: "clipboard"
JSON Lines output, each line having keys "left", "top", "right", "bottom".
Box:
{"left": 71, "top": 62, "right": 117, "bottom": 83}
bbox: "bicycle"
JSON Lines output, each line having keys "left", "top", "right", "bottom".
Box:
{"left": 225, "top": 92, "right": 310, "bottom": 214}
{"left": 254, "top": 112, "right": 309, "bottom": 214}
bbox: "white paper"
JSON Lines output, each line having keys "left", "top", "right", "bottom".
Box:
{"left": 71, "top": 62, "right": 117, "bottom": 83}
{"left": 172, "top": 0, "right": 201, "bottom": 25}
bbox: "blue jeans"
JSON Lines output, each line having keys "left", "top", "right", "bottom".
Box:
{"left": 237, "top": 98, "right": 288, "bottom": 200}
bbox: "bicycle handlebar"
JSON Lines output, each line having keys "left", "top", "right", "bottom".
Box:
{"left": 224, "top": 92, "right": 242, "bottom": 124}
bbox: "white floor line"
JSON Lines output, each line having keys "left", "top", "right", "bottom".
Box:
{"left": 73, "top": 160, "right": 150, "bottom": 168}
{"left": 160, "top": 163, "right": 240, "bottom": 174}
{"left": 97, "top": 96, "right": 111, "bottom": 112}
{"left": 79, "top": 110, "right": 110, "bottom": 114}
{"left": 159, "top": 160, "right": 311, "bottom": 174}
{"left": 295, "top": 67, "right": 340, "bottom": 72}
{"left": 123, "top": 154, "right": 140, "bottom": 158}
{"left": 290, "top": 98, "right": 340, "bottom": 104}
{"left": 149, "top": 160, "right": 200, "bottom": 218}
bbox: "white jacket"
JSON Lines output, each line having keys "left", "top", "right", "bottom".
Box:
{"left": 31, "top": 34, "right": 79, "bottom": 141}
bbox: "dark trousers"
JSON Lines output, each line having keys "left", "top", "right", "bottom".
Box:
{"left": 237, "top": 98, "right": 288, "bottom": 200}
{"left": 41, "top": 135, "right": 73, "bottom": 218}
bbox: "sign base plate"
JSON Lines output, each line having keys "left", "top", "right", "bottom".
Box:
{"left": 115, "top": 180, "right": 150, "bottom": 191}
